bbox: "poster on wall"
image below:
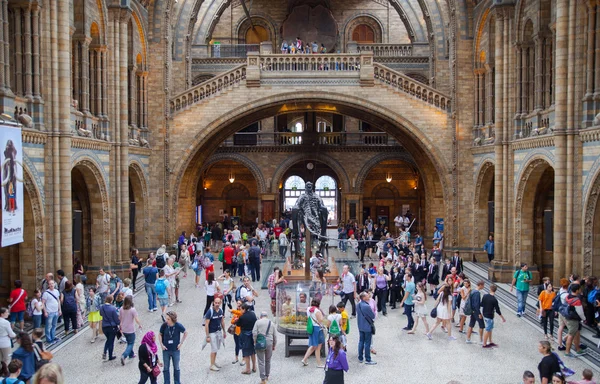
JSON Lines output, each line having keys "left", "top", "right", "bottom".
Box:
{"left": 0, "top": 124, "right": 24, "bottom": 247}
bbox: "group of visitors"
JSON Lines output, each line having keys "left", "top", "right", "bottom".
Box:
{"left": 281, "top": 37, "right": 327, "bottom": 54}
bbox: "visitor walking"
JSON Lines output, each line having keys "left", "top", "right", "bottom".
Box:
{"left": 399, "top": 272, "right": 415, "bottom": 331}
{"left": 538, "top": 283, "right": 556, "bottom": 340}
{"left": 427, "top": 285, "right": 453, "bottom": 340}
{"left": 0, "top": 308, "right": 16, "bottom": 376}
{"left": 302, "top": 299, "right": 325, "bottom": 368}
{"left": 230, "top": 300, "right": 245, "bottom": 366}
{"left": 563, "top": 283, "right": 587, "bottom": 357}
{"left": 373, "top": 267, "right": 390, "bottom": 316}
{"left": 131, "top": 249, "right": 142, "bottom": 292}
{"left": 237, "top": 303, "right": 258, "bottom": 374}
{"left": 356, "top": 292, "right": 376, "bottom": 365}
{"left": 159, "top": 311, "right": 187, "bottom": 384}
{"left": 204, "top": 297, "right": 226, "bottom": 372}
{"left": 60, "top": 281, "right": 78, "bottom": 335}
{"left": 138, "top": 331, "right": 161, "bottom": 384}
{"left": 119, "top": 296, "right": 143, "bottom": 365}
{"left": 408, "top": 282, "right": 430, "bottom": 335}
{"left": 323, "top": 334, "right": 348, "bottom": 384}
{"left": 483, "top": 235, "right": 494, "bottom": 263}
{"left": 537, "top": 340, "right": 560, "bottom": 384}
{"left": 99, "top": 295, "right": 120, "bottom": 361}
{"left": 481, "top": 284, "right": 506, "bottom": 348}
{"left": 156, "top": 269, "right": 171, "bottom": 322}
{"left": 510, "top": 263, "right": 533, "bottom": 317}
{"left": 339, "top": 265, "right": 356, "bottom": 317}
{"left": 253, "top": 311, "right": 276, "bottom": 384}
{"left": 218, "top": 270, "right": 235, "bottom": 312}
{"left": 74, "top": 275, "right": 86, "bottom": 329}
{"left": 203, "top": 272, "right": 220, "bottom": 316}
{"left": 466, "top": 280, "right": 485, "bottom": 344}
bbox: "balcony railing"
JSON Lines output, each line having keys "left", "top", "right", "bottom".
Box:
{"left": 357, "top": 44, "right": 413, "bottom": 57}
{"left": 221, "top": 132, "right": 397, "bottom": 147}
{"left": 71, "top": 111, "right": 110, "bottom": 141}
{"left": 259, "top": 54, "right": 361, "bottom": 72}
{"left": 195, "top": 44, "right": 260, "bottom": 58}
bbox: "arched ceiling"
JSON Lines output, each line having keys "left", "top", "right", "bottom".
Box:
{"left": 164, "top": 0, "right": 450, "bottom": 61}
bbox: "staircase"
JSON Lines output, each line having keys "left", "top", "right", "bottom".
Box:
{"left": 169, "top": 53, "right": 451, "bottom": 115}
{"left": 463, "top": 262, "right": 600, "bottom": 369}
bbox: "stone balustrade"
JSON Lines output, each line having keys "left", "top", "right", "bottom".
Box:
{"left": 258, "top": 54, "right": 361, "bottom": 72}
{"left": 515, "top": 108, "right": 555, "bottom": 139}
{"left": 170, "top": 65, "right": 246, "bottom": 114}
{"left": 221, "top": 131, "right": 397, "bottom": 147}
{"left": 357, "top": 44, "right": 413, "bottom": 57}
{"left": 373, "top": 63, "right": 451, "bottom": 112}
{"left": 71, "top": 110, "right": 110, "bottom": 141}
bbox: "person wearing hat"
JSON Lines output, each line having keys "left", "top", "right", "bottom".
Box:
{"left": 252, "top": 311, "right": 276, "bottom": 384}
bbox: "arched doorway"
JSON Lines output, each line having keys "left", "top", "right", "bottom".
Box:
{"left": 352, "top": 24, "right": 375, "bottom": 43}
{"left": 474, "top": 162, "right": 495, "bottom": 249}
{"left": 245, "top": 26, "right": 269, "bottom": 44}
{"left": 0, "top": 170, "right": 41, "bottom": 301}
{"left": 515, "top": 158, "right": 555, "bottom": 281}
{"left": 197, "top": 160, "right": 260, "bottom": 229}
{"left": 129, "top": 164, "right": 147, "bottom": 249}
{"left": 71, "top": 161, "right": 108, "bottom": 269}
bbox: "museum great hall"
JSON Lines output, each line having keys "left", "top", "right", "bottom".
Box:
{"left": 0, "top": 0, "right": 598, "bottom": 298}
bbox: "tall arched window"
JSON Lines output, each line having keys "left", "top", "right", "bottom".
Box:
{"left": 315, "top": 176, "right": 337, "bottom": 225}
{"left": 283, "top": 176, "right": 305, "bottom": 211}
{"left": 352, "top": 24, "right": 375, "bottom": 43}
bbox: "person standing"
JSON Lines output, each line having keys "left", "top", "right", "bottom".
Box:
{"left": 159, "top": 311, "right": 187, "bottom": 384}
{"left": 451, "top": 251, "right": 463, "bottom": 275}
{"left": 223, "top": 242, "right": 234, "bottom": 273}
{"left": 99, "top": 295, "right": 120, "bottom": 361}
{"left": 217, "top": 270, "right": 235, "bottom": 312}
{"left": 510, "top": 263, "right": 533, "bottom": 317}
{"left": 96, "top": 268, "right": 111, "bottom": 302}
{"left": 302, "top": 300, "right": 325, "bottom": 368}
{"left": 538, "top": 283, "right": 556, "bottom": 340}
{"left": 119, "top": 296, "right": 143, "bottom": 366}
{"left": 138, "top": 331, "right": 161, "bottom": 384}
{"left": 407, "top": 282, "right": 430, "bottom": 335}
{"left": 253, "top": 311, "right": 276, "bottom": 384}
{"left": 339, "top": 265, "right": 357, "bottom": 317}
{"left": 130, "top": 249, "right": 142, "bottom": 292}
{"left": 0, "top": 308, "right": 16, "bottom": 376}
{"left": 356, "top": 292, "right": 376, "bottom": 365}
{"left": 11, "top": 332, "right": 35, "bottom": 382}
{"left": 204, "top": 297, "right": 226, "bottom": 372}
{"left": 7, "top": 280, "right": 27, "bottom": 333}
{"left": 30, "top": 290, "right": 43, "bottom": 330}
{"left": 372, "top": 267, "right": 390, "bottom": 316}
{"left": 74, "top": 275, "right": 86, "bottom": 329}
{"left": 60, "top": 281, "right": 78, "bottom": 335}
{"left": 563, "top": 283, "right": 587, "bottom": 358}
{"left": 399, "top": 272, "right": 415, "bottom": 331}
{"left": 142, "top": 260, "right": 158, "bottom": 312}
{"left": 240, "top": 277, "right": 259, "bottom": 311}
{"left": 156, "top": 270, "right": 171, "bottom": 322}
{"left": 203, "top": 272, "right": 220, "bottom": 316}
{"left": 483, "top": 235, "right": 494, "bottom": 263}
{"left": 278, "top": 231, "right": 289, "bottom": 259}
{"left": 237, "top": 303, "right": 258, "bottom": 374}
{"left": 427, "top": 285, "right": 453, "bottom": 340}
{"left": 41, "top": 280, "right": 61, "bottom": 345}
{"left": 481, "top": 284, "right": 506, "bottom": 348}
{"left": 323, "top": 335, "right": 348, "bottom": 384}
{"left": 248, "top": 241, "right": 262, "bottom": 282}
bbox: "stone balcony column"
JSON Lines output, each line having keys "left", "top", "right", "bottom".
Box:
{"left": 23, "top": 6, "right": 32, "bottom": 100}
{"left": 246, "top": 52, "right": 260, "bottom": 88}
{"left": 32, "top": 4, "right": 41, "bottom": 101}
{"left": 359, "top": 53, "right": 374, "bottom": 87}
{"left": 2, "top": 0, "right": 9, "bottom": 94}
{"left": 14, "top": 7, "right": 22, "bottom": 96}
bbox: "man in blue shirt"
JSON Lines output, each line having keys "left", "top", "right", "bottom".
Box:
{"left": 400, "top": 273, "right": 416, "bottom": 330}
{"left": 483, "top": 235, "right": 495, "bottom": 263}
{"left": 414, "top": 233, "right": 423, "bottom": 255}
{"left": 143, "top": 259, "right": 158, "bottom": 312}
{"left": 248, "top": 240, "right": 262, "bottom": 282}
{"left": 356, "top": 292, "right": 376, "bottom": 365}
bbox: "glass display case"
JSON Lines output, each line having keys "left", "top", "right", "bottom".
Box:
{"left": 275, "top": 280, "right": 334, "bottom": 357}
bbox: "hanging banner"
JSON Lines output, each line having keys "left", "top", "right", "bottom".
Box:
{"left": 0, "top": 125, "right": 23, "bottom": 247}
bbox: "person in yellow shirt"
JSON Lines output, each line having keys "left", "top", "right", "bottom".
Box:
{"left": 336, "top": 301, "right": 349, "bottom": 351}
{"left": 538, "top": 283, "right": 556, "bottom": 340}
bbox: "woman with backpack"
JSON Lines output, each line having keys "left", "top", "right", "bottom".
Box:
{"left": 60, "top": 282, "right": 78, "bottom": 335}
{"left": 302, "top": 300, "right": 326, "bottom": 368}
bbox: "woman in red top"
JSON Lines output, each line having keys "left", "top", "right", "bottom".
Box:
{"left": 8, "top": 280, "right": 27, "bottom": 332}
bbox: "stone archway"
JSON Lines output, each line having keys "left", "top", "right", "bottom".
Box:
{"left": 344, "top": 15, "right": 384, "bottom": 46}
{"left": 473, "top": 160, "right": 495, "bottom": 249}
{"left": 583, "top": 167, "right": 600, "bottom": 277}
{"left": 0, "top": 166, "right": 45, "bottom": 300}
{"left": 514, "top": 157, "right": 554, "bottom": 275}
{"left": 71, "top": 159, "right": 110, "bottom": 268}
{"left": 129, "top": 162, "right": 149, "bottom": 249}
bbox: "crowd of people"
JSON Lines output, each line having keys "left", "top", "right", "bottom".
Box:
{"left": 280, "top": 37, "right": 327, "bottom": 54}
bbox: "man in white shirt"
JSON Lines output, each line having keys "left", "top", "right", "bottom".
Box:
{"left": 240, "top": 277, "right": 258, "bottom": 311}
{"left": 394, "top": 214, "right": 403, "bottom": 236}
{"left": 232, "top": 225, "right": 241, "bottom": 242}
{"left": 42, "top": 280, "right": 62, "bottom": 344}
{"left": 96, "top": 268, "right": 111, "bottom": 301}
{"left": 338, "top": 265, "right": 357, "bottom": 317}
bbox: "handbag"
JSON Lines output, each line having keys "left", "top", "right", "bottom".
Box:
{"left": 430, "top": 307, "right": 437, "bottom": 318}
{"left": 152, "top": 365, "right": 161, "bottom": 378}
{"left": 255, "top": 321, "right": 271, "bottom": 351}
{"left": 227, "top": 323, "right": 237, "bottom": 335}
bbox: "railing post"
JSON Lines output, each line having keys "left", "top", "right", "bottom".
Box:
{"left": 347, "top": 41, "right": 358, "bottom": 54}
{"left": 246, "top": 52, "right": 260, "bottom": 88}
{"left": 360, "top": 53, "right": 374, "bottom": 87}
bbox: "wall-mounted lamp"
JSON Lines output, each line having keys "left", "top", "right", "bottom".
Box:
{"left": 386, "top": 173, "right": 392, "bottom": 183}
{"left": 228, "top": 171, "right": 235, "bottom": 184}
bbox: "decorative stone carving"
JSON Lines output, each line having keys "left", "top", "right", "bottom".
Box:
{"left": 473, "top": 160, "right": 494, "bottom": 248}
{"left": 14, "top": 107, "right": 33, "bottom": 129}
{"left": 23, "top": 168, "right": 44, "bottom": 286}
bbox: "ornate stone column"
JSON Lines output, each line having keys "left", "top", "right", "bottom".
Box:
{"left": 14, "top": 7, "right": 22, "bottom": 96}
{"left": 32, "top": 4, "right": 41, "bottom": 101}
{"left": 521, "top": 48, "right": 528, "bottom": 114}
{"left": 477, "top": 70, "right": 484, "bottom": 126}
{"left": 595, "top": 4, "right": 600, "bottom": 102}
{"left": 2, "top": 0, "right": 9, "bottom": 93}
{"left": 95, "top": 47, "right": 103, "bottom": 116}
{"left": 119, "top": 11, "right": 131, "bottom": 263}
{"left": 89, "top": 49, "right": 96, "bottom": 116}
{"left": 515, "top": 43, "right": 522, "bottom": 116}
{"left": 553, "top": 0, "right": 569, "bottom": 283}
{"left": 80, "top": 37, "right": 91, "bottom": 114}
{"left": 23, "top": 6, "right": 32, "bottom": 101}
{"left": 544, "top": 37, "right": 552, "bottom": 109}
{"left": 128, "top": 65, "right": 137, "bottom": 126}
{"left": 493, "top": 8, "right": 505, "bottom": 269}
{"left": 534, "top": 34, "right": 544, "bottom": 111}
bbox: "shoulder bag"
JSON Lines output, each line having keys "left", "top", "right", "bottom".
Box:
{"left": 8, "top": 289, "right": 25, "bottom": 311}
{"left": 430, "top": 293, "right": 442, "bottom": 318}
{"left": 358, "top": 303, "right": 376, "bottom": 335}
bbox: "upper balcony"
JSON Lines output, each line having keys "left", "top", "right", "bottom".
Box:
{"left": 220, "top": 131, "right": 399, "bottom": 148}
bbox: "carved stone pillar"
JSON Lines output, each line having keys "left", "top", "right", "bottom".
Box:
{"left": 89, "top": 49, "right": 96, "bottom": 116}
{"left": 95, "top": 47, "right": 103, "bottom": 116}
{"left": 493, "top": 9, "right": 505, "bottom": 264}
{"left": 101, "top": 49, "right": 108, "bottom": 117}
{"left": 515, "top": 44, "right": 522, "bottom": 115}
{"left": 521, "top": 48, "right": 528, "bottom": 114}
{"left": 487, "top": 69, "right": 494, "bottom": 124}
{"left": 544, "top": 37, "right": 552, "bottom": 108}
{"left": 2, "top": 0, "right": 9, "bottom": 93}
{"left": 142, "top": 72, "right": 148, "bottom": 129}
{"left": 32, "top": 4, "right": 40, "bottom": 101}
{"left": 14, "top": 7, "right": 22, "bottom": 96}
{"left": 72, "top": 41, "right": 80, "bottom": 107}
{"left": 477, "top": 71, "right": 484, "bottom": 126}
{"left": 119, "top": 14, "right": 130, "bottom": 263}
{"left": 595, "top": 4, "right": 600, "bottom": 98}
{"left": 81, "top": 38, "right": 90, "bottom": 113}
{"left": 128, "top": 65, "right": 136, "bottom": 126}
{"left": 23, "top": 6, "right": 32, "bottom": 100}
{"left": 534, "top": 34, "right": 544, "bottom": 111}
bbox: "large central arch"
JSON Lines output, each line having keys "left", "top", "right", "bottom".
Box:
{"left": 170, "top": 90, "right": 452, "bottom": 240}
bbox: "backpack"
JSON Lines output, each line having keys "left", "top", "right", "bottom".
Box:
{"left": 587, "top": 288, "right": 599, "bottom": 304}
{"left": 156, "top": 279, "right": 167, "bottom": 296}
{"left": 463, "top": 291, "right": 473, "bottom": 316}
{"left": 235, "top": 285, "right": 244, "bottom": 302}
{"left": 2, "top": 378, "right": 24, "bottom": 384}
{"left": 255, "top": 321, "right": 271, "bottom": 351}
{"left": 559, "top": 296, "right": 580, "bottom": 320}
{"left": 329, "top": 316, "right": 341, "bottom": 335}
{"left": 63, "top": 290, "right": 77, "bottom": 312}
{"left": 552, "top": 292, "right": 566, "bottom": 312}
{"left": 218, "top": 250, "right": 224, "bottom": 263}
{"left": 156, "top": 254, "right": 166, "bottom": 269}
{"left": 26, "top": 299, "right": 35, "bottom": 318}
